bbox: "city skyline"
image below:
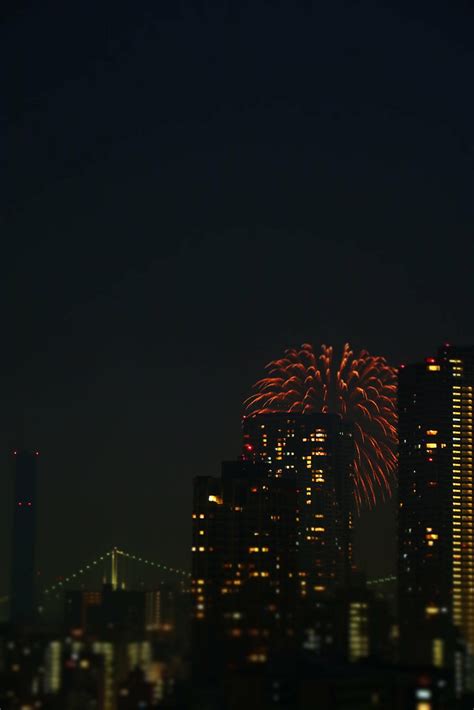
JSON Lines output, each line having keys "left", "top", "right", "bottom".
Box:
{"left": 1, "top": 340, "right": 472, "bottom": 601}
{"left": 3, "top": 340, "right": 474, "bottom": 707}
{"left": 188, "top": 344, "right": 474, "bottom": 705}
{"left": 2, "top": 0, "right": 474, "bottom": 592}
{"left": 3, "top": 2, "right": 474, "bottom": 704}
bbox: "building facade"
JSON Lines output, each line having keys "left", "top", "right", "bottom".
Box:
{"left": 398, "top": 344, "right": 474, "bottom": 691}
{"left": 242, "top": 412, "right": 355, "bottom": 595}
{"left": 10, "top": 449, "right": 39, "bottom": 625}
{"left": 191, "top": 413, "right": 355, "bottom": 681}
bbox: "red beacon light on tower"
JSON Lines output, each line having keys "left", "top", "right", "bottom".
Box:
{"left": 244, "top": 443, "right": 254, "bottom": 452}
{"left": 425, "top": 358, "right": 436, "bottom": 364}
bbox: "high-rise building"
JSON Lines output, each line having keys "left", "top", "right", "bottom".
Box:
{"left": 10, "top": 449, "right": 39, "bottom": 625}
{"left": 398, "top": 344, "right": 474, "bottom": 691}
{"left": 192, "top": 459, "right": 289, "bottom": 677}
{"left": 191, "top": 412, "right": 355, "bottom": 681}
{"left": 242, "top": 412, "right": 355, "bottom": 594}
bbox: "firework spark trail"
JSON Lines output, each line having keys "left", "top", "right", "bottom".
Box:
{"left": 245, "top": 343, "right": 397, "bottom": 508}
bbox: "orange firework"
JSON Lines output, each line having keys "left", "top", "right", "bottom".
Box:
{"left": 245, "top": 343, "right": 398, "bottom": 508}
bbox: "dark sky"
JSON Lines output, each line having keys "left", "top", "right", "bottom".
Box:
{"left": 1, "top": 0, "right": 473, "bottom": 593}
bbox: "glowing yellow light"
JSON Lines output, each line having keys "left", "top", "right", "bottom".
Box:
{"left": 248, "top": 653, "right": 267, "bottom": 663}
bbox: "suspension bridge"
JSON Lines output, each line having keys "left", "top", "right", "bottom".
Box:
{"left": 0, "top": 548, "right": 191, "bottom": 608}
{"left": 42, "top": 547, "right": 191, "bottom": 599}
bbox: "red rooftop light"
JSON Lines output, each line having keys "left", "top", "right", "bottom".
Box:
{"left": 426, "top": 358, "right": 436, "bottom": 364}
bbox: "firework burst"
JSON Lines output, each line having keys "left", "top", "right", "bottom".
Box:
{"left": 245, "top": 343, "right": 397, "bottom": 508}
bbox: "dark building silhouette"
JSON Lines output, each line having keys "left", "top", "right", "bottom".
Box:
{"left": 192, "top": 460, "right": 296, "bottom": 676}
{"left": 64, "top": 585, "right": 146, "bottom": 636}
{"left": 117, "top": 667, "right": 156, "bottom": 709}
{"left": 64, "top": 581, "right": 189, "bottom": 644}
{"left": 242, "top": 412, "right": 355, "bottom": 592}
{"left": 398, "top": 344, "right": 474, "bottom": 696}
{"left": 10, "top": 449, "right": 39, "bottom": 625}
{"left": 191, "top": 413, "right": 356, "bottom": 694}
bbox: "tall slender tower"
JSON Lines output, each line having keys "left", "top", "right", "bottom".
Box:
{"left": 10, "top": 449, "right": 39, "bottom": 624}
{"left": 398, "top": 345, "right": 474, "bottom": 692}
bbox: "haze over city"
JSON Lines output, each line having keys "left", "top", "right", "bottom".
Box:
{"left": 2, "top": 2, "right": 474, "bottom": 708}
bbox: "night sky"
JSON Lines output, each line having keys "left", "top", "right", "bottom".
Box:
{"left": 1, "top": 1, "right": 473, "bottom": 595}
